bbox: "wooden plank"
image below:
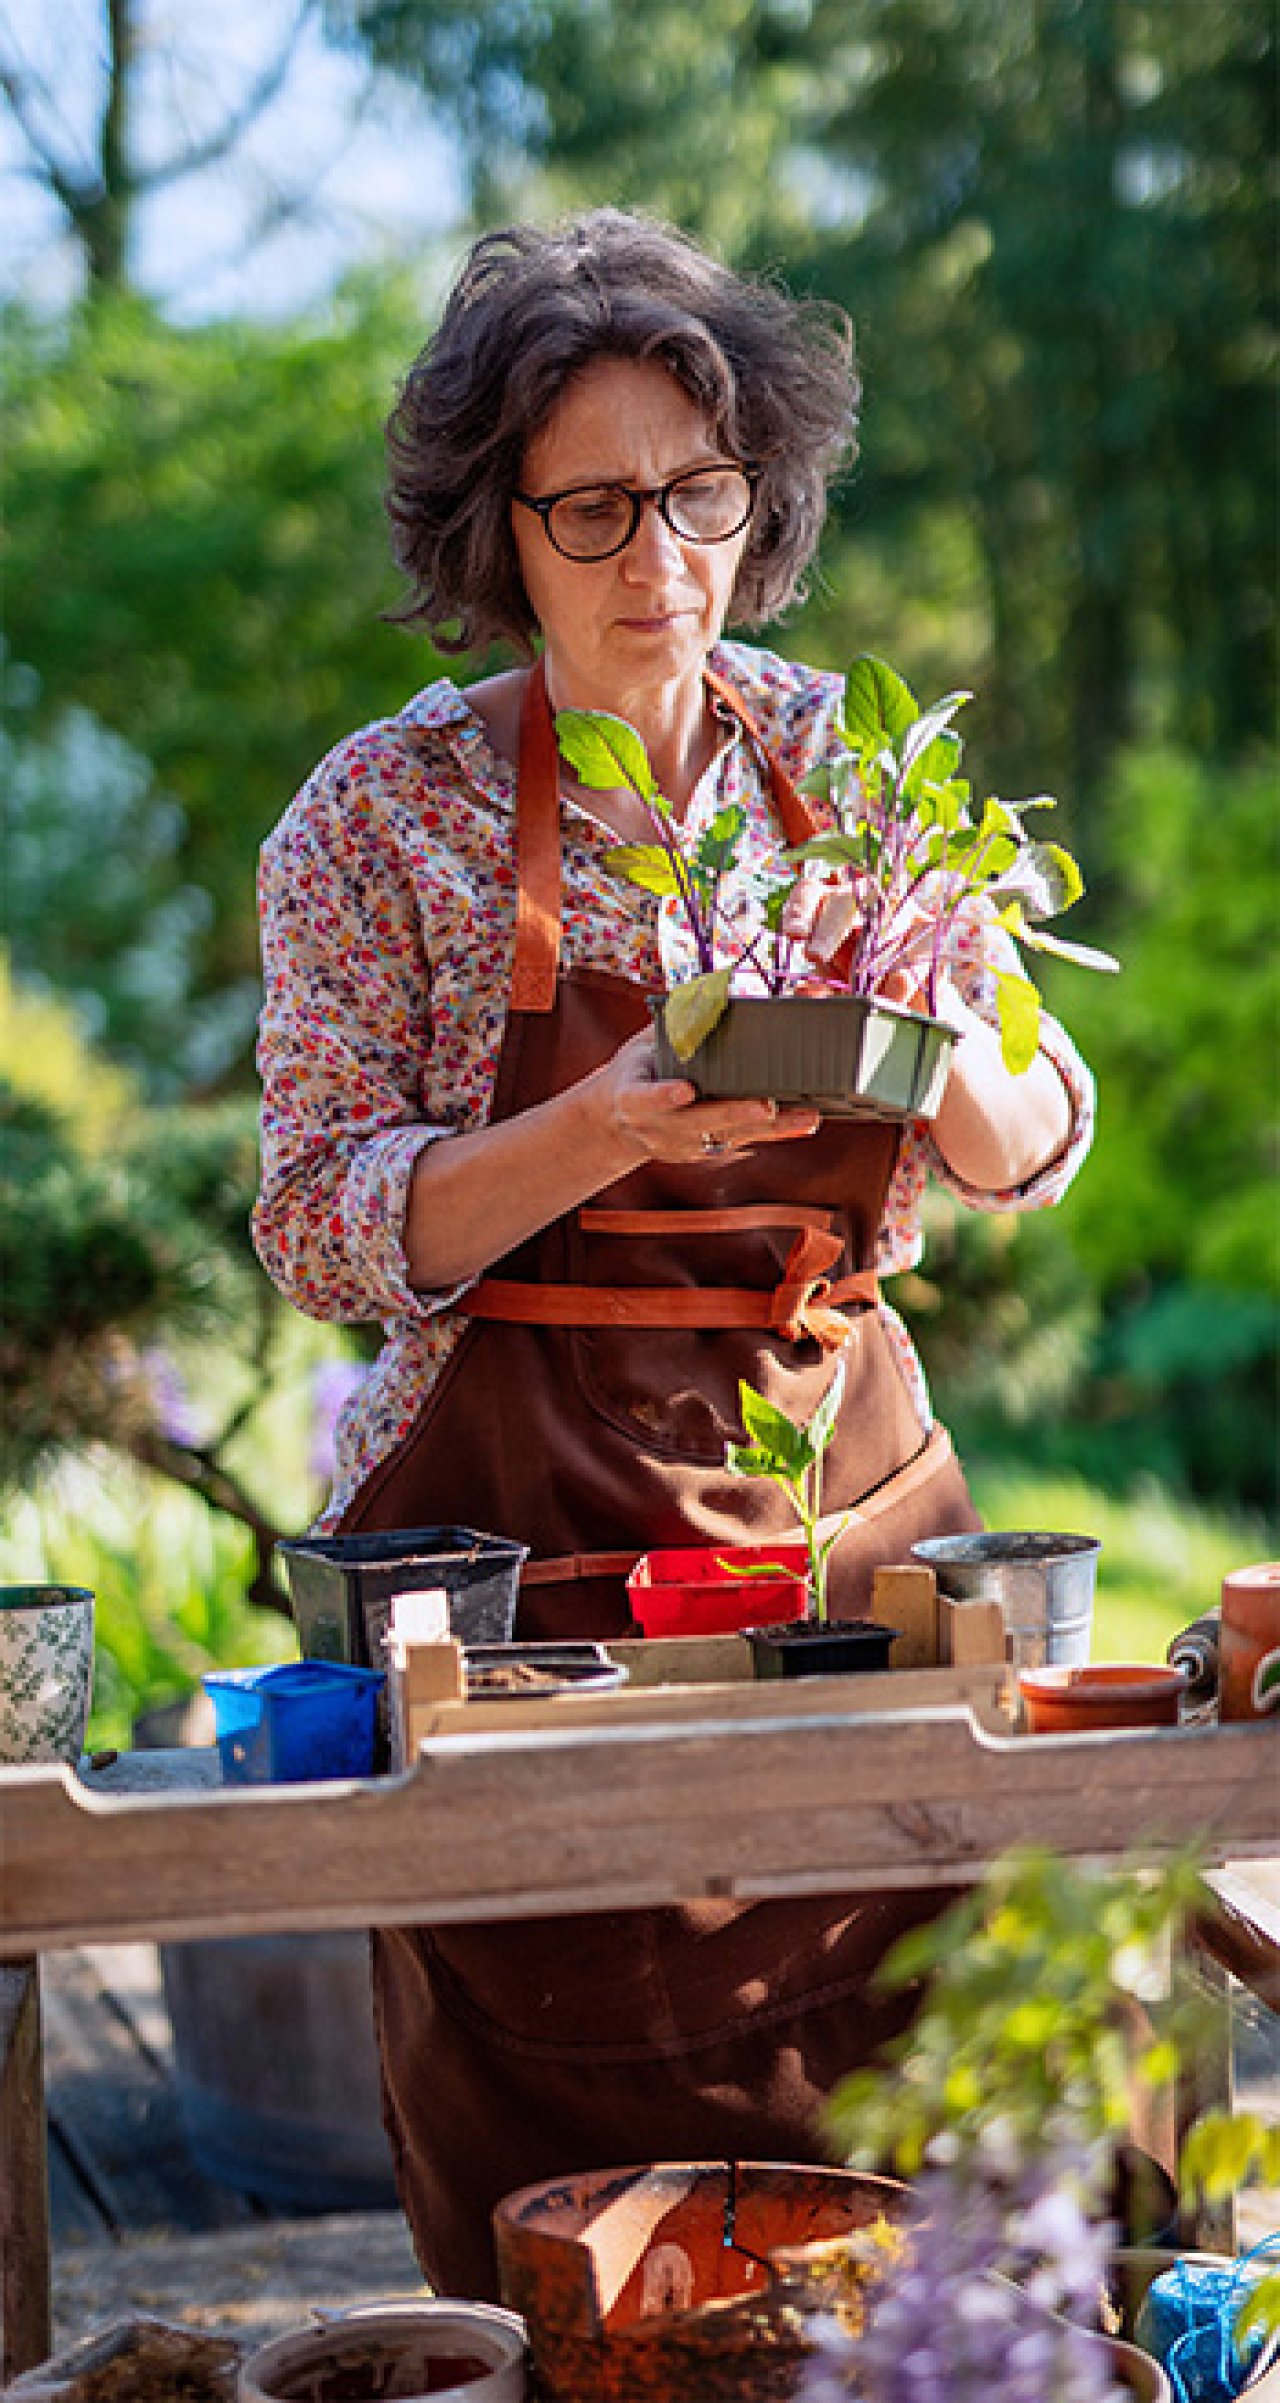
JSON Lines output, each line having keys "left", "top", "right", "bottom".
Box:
{"left": 1, "top": 1959, "right": 51, "bottom": 2382}
{"left": 1, "top": 1716, "right": 1276, "bottom": 1954}
{"left": 607, "top": 1634, "right": 753, "bottom": 1687}
{"left": 870, "top": 1565, "right": 938, "bottom": 1670}
{"left": 412, "top": 1661, "right": 1010, "bottom": 1739}
{"left": 939, "top": 1593, "right": 1008, "bottom": 1667}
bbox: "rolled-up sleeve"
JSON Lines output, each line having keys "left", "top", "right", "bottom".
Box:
{"left": 252, "top": 754, "right": 470, "bottom": 1326}
{"left": 924, "top": 899, "right": 1095, "bottom": 1214}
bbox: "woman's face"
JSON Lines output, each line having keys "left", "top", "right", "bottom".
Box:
{"left": 512, "top": 356, "right": 751, "bottom": 714}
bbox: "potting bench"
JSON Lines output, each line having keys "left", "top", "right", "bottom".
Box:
{"left": 1, "top": 1664, "right": 1277, "bottom": 2381}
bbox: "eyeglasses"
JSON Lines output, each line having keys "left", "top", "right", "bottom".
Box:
{"left": 512, "top": 464, "right": 758, "bottom": 562}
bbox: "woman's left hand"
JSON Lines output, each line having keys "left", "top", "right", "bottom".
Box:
{"left": 891, "top": 968, "right": 1071, "bottom": 1190}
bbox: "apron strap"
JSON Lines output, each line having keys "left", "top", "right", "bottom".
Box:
{"left": 579, "top": 1202, "right": 839, "bottom": 1237}
{"left": 508, "top": 657, "right": 827, "bottom": 1013}
{"left": 461, "top": 1226, "right": 878, "bottom": 1353}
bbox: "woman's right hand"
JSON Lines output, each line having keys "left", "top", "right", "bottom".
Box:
{"left": 588, "top": 1028, "right": 819, "bottom": 1166}
{"left": 405, "top": 1026, "right": 818, "bottom": 1290}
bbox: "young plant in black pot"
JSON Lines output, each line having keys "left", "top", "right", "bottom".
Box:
{"left": 724, "top": 1360, "right": 896, "bottom": 1678}
{"left": 555, "top": 655, "right": 1118, "bottom": 1120}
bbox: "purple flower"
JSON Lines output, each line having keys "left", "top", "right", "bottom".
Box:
{"left": 309, "top": 1358, "right": 369, "bottom": 1483}
{"left": 799, "top": 2153, "right": 1125, "bottom": 2403}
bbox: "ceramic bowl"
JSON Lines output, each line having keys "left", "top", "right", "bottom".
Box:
{"left": 238, "top": 2299, "right": 528, "bottom": 2401}
{"left": 0, "top": 1585, "right": 95, "bottom": 1765}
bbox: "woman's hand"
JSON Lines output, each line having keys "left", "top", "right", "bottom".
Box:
{"left": 885, "top": 968, "right": 1071, "bottom": 1191}
{"left": 586, "top": 1029, "right": 819, "bottom": 1165}
{"left": 404, "top": 1027, "right": 819, "bottom": 1291}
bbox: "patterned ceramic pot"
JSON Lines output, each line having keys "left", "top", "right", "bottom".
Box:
{"left": 0, "top": 1585, "right": 95, "bottom": 1764}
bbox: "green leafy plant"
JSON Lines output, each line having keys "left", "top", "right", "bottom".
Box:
{"left": 818, "top": 1848, "right": 1280, "bottom": 2395}
{"left": 555, "top": 654, "right": 1118, "bottom": 1071}
{"left": 724, "top": 1360, "right": 847, "bottom": 1622}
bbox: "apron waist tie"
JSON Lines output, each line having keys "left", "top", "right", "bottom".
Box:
{"left": 461, "top": 1228, "right": 878, "bottom": 1354}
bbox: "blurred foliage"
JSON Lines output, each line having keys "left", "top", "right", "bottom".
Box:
{"left": 0, "top": 975, "right": 301, "bottom": 1602}
{"left": 3, "top": 0, "right": 1276, "bottom": 1522}
{"left": 341, "top": 0, "right": 1277, "bottom": 820}
{"left": 0, "top": 1466, "right": 298, "bottom": 1752}
{"left": 1, "top": 278, "right": 443, "bottom": 1057}
{"left": 828, "top": 1846, "right": 1280, "bottom": 2242}
{"left": 890, "top": 737, "right": 1279, "bottom": 1512}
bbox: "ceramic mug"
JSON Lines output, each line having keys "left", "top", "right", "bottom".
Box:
{"left": 0, "top": 1585, "right": 96, "bottom": 1765}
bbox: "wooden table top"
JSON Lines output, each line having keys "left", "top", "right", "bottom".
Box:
{"left": 2, "top": 1684, "right": 1276, "bottom": 1955}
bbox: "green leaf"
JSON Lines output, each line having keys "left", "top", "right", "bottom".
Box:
{"left": 724, "top": 1445, "right": 788, "bottom": 1478}
{"left": 904, "top": 728, "right": 964, "bottom": 800}
{"left": 662, "top": 969, "right": 732, "bottom": 1060}
{"left": 1014, "top": 921, "right": 1122, "bottom": 973}
{"left": 713, "top": 1556, "right": 800, "bottom": 1577}
{"left": 900, "top": 691, "right": 971, "bottom": 777}
{"left": 737, "top": 1380, "right": 814, "bottom": 1474}
{"left": 603, "top": 843, "right": 682, "bottom": 897}
{"left": 554, "top": 709, "right": 658, "bottom": 799}
{"left": 782, "top": 832, "right": 868, "bottom": 869}
{"left": 840, "top": 655, "right": 918, "bottom": 750}
{"left": 914, "top": 777, "right": 966, "bottom": 833}
{"left": 995, "top": 968, "right": 1041, "bottom": 1073}
{"left": 807, "top": 1357, "right": 847, "bottom": 1457}
{"left": 986, "top": 840, "right": 1085, "bottom": 921}
{"left": 1235, "top": 2270, "right": 1280, "bottom": 2346}
{"left": 694, "top": 803, "right": 747, "bottom": 879}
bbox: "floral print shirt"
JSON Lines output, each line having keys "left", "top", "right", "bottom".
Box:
{"left": 254, "top": 640, "right": 1094, "bottom": 1529}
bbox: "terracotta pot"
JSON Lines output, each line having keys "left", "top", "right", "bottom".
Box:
{"left": 1018, "top": 1662, "right": 1188, "bottom": 1734}
{"left": 237, "top": 2301, "right": 527, "bottom": 2402}
{"left": 653, "top": 993, "right": 956, "bottom": 1122}
{"left": 494, "top": 2159, "right": 911, "bottom": 2402}
{"left": 1219, "top": 1560, "right": 1280, "bottom": 1720}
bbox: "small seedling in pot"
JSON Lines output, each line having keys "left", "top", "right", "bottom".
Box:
{"left": 724, "top": 1360, "right": 848, "bottom": 1624}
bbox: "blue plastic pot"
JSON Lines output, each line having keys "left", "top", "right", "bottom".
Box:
{"left": 203, "top": 1661, "right": 385, "bottom": 1785}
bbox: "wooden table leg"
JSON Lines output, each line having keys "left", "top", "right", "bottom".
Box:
{"left": 1, "top": 1959, "right": 52, "bottom": 2382}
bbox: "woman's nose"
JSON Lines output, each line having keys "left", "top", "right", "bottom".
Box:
{"left": 621, "top": 496, "right": 685, "bottom": 572}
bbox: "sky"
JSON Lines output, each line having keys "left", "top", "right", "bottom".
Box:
{"left": 0, "top": 0, "right": 464, "bottom": 320}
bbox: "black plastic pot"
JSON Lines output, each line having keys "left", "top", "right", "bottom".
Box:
{"left": 653, "top": 993, "right": 956, "bottom": 1122}
{"left": 746, "top": 1618, "right": 899, "bottom": 1679}
{"left": 279, "top": 1524, "right": 528, "bottom": 1671}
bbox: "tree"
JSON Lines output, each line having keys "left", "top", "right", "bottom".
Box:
{"left": 2, "top": 282, "right": 445, "bottom": 1076}
{"left": 1, "top": 0, "right": 332, "bottom": 298}
{"left": 338, "top": 0, "right": 1277, "bottom": 818}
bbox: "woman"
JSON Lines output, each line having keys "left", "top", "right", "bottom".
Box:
{"left": 254, "top": 208, "right": 1093, "bottom": 2297}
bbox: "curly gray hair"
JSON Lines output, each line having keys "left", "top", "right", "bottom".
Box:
{"left": 384, "top": 208, "right": 859, "bottom": 652}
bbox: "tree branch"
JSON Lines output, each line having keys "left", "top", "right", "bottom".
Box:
{"left": 0, "top": 56, "right": 97, "bottom": 218}
{"left": 131, "top": 0, "right": 319, "bottom": 196}
{"left": 122, "top": 1427, "right": 295, "bottom": 1618}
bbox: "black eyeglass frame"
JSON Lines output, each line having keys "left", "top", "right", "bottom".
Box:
{"left": 512, "top": 465, "right": 760, "bottom": 561}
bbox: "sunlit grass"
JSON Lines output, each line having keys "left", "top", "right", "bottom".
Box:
{"left": 0, "top": 1459, "right": 299, "bottom": 1750}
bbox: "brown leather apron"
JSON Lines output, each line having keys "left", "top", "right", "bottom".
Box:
{"left": 340, "top": 664, "right": 982, "bottom": 2298}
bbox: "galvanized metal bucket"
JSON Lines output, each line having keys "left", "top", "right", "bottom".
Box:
{"left": 912, "top": 1530, "right": 1101, "bottom": 1670}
